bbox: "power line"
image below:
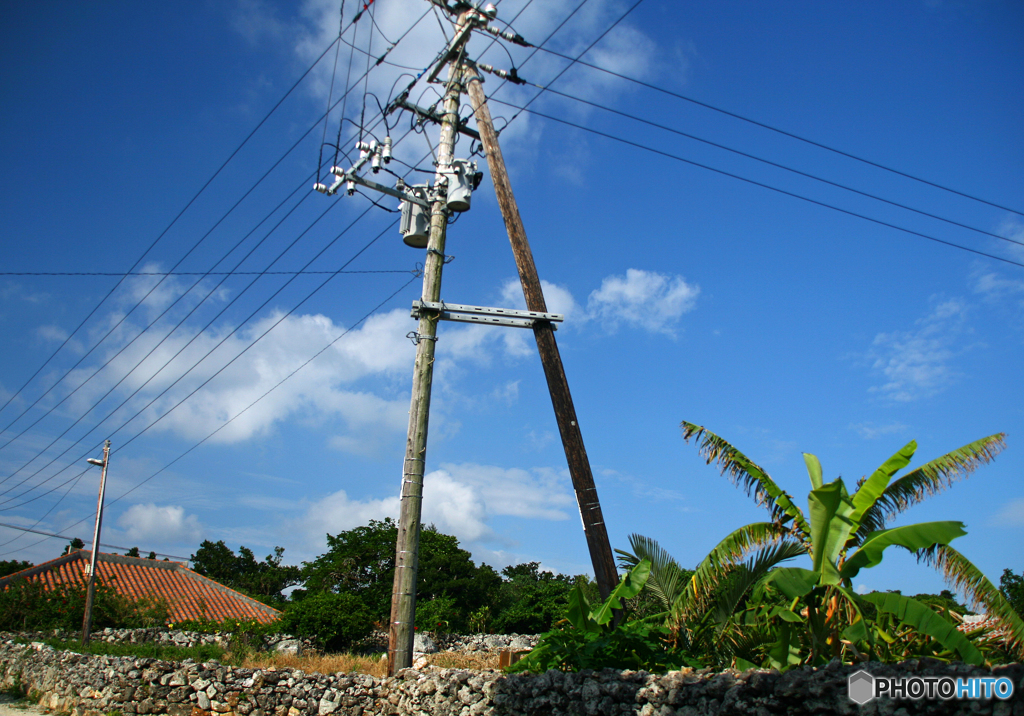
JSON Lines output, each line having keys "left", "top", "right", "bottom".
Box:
{"left": 0, "top": 13, "right": 435, "bottom": 451}
{"left": 0, "top": 268, "right": 415, "bottom": 559}
{"left": 0, "top": 522, "right": 190, "bottom": 562}
{"left": 532, "top": 84, "right": 1024, "bottom": 249}
{"left": 0, "top": 1, "right": 544, "bottom": 553}
{"left": 0, "top": 35, "right": 346, "bottom": 424}
{"left": 0, "top": 269, "right": 416, "bottom": 277}
{"left": 530, "top": 45, "right": 1024, "bottom": 218}
{"left": 488, "top": 97, "right": 1024, "bottom": 269}
{"left": 0, "top": 30, "right": 436, "bottom": 516}
{"left": 0, "top": 119, "right": 437, "bottom": 548}
{"left": 0, "top": 105, "right": 429, "bottom": 501}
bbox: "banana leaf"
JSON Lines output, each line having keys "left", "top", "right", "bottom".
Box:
{"left": 859, "top": 591, "right": 984, "bottom": 665}
{"left": 841, "top": 521, "right": 966, "bottom": 580}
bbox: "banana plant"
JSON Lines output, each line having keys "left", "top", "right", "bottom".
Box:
{"left": 507, "top": 560, "right": 701, "bottom": 673}
{"left": 670, "top": 423, "right": 1022, "bottom": 667}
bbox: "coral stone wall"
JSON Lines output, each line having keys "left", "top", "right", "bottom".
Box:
{"left": 2, "top": 638, "right": 1022, "bottom": 716}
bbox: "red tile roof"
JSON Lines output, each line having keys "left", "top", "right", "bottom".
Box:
{"left": 0, "top": 550, "right": 280, "bottom": 624}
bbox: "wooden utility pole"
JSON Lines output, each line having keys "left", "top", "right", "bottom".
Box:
{"left": 465, "top": 71, "right": 619, "bottom": 600}
{"left": 82, "top": 439, "right": 110, "bottom": 646}
{"left": 387, "top": 11, "right": 471, "bottom": 675}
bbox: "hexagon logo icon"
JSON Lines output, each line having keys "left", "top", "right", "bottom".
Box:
{"left": 848, "top": 670, "right": 875, "bottom": 704}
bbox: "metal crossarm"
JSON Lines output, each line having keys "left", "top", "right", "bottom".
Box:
{"left": 411, "top": 299, "right": 563, "bottom": 328}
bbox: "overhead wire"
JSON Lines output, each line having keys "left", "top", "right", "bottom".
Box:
{"left": 0, "top": 5, "right": 439, "bottom": 457}
{"left": 0, "top": 30, "right": 418, "bottom": 449}
{"left": 529, "top": 44, "right": 1024, "bottom": 218}
{"left": 2, "top": 0, "right": 544, "bottom": 553}
{"left": 0, "top": 34, "right": 346, "bottom": 424}
{"left": 487, "top": 97, "right": 1024, "bottom": 269}
{"left": 0, "top": 108, "right": 432, "bottom": 526}
{"left": 0, "top": 112, "right": 424, "bottom": 503}
{"left": 0, "top": 128, "right": 434, "bottom": 541}
{"left": 532, "top": 85, "right": 1024, "bottom": 249}
{"left": 0, "top": 522, "right": 190, "bottom": 562}
{"left": 0, "top": 270, "right": 416, "bottom": 277}
{"left": 0, "top": 263, "right": 415, "bottom": 559}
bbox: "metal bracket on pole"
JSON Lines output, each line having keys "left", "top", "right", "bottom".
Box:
{"left": 393, "top": 97, "right": 480, "bottom": 140}
{"left": 316, "top": 166, "right": 431, "bottom": 206}
{"left": 412, "top": 299, "right": 563, "bottom": 329}
{"left": 425, "top": 20, "right": 478, "bottom": 84}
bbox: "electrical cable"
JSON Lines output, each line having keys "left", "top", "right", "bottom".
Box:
{"left": 0, "top": 119, "right": 428, "bottom": 513}
{"left": 1, "top": 10, "right": 435, "bottom": 449}
{"left": 0, "top": 35, "right": 344, "bottom": 423}
{"left": 503, "top": 0, "right": 646, "bottom": 128}
{"left": 488, "top": 97, "right": 1024, "bottom": 269}
{"left": 530, "top": 45, "right": 1024, "bottom": 218}
{"left": 317, "top": 1, "right": 346, "bottom": 182}
{"left": 0, "top": 266, "right": 415, "bottom": 558}
{"left": 0, "top": 522, "right": 190, "bottom": 562}
{"left": 0, "top": 19, "right": 436, "bottom": 489}
{"left": 0, "top": 10, "right": 489, "bottom": 551}
{"left": 0, "top": 181, "right": 314, "bottom": 461}
{"left": 0, "top": 270, "right": 415, "bottom": 277}
{"left": 533, "top": 85, "right": 1024, "bottom": 249}
{"left": 0, "top": 124, "right": 436, "bottom": 551}
{"left": 0, "top": 211, "right": 408, "bottom": 533}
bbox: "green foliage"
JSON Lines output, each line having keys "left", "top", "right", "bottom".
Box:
{"left": 415, "top": 596, "right": 457, "bottom": 632}
{"left": 190, "top": 542, "right": 300, "bottom": 608}
{"left": 0, "top": 560, "right": 32, "bottom": 578}
{"left": 509, "top": 561, "right": 700, "bottom": 674}
{"left": 125, "top": 547, "right": 140, "bottom": 558}
{"left": 675, "top": 422, "right": 1020, "bottom": 667}
{"left": 489, "top": 562, "right": 583, "bottom": 634}
{"left": 299, "top": 518, "right": 499, "bottom": 632}
{"left": 279, "top": 592, "right": 372, "bottom": 651}
{"left": 1001, "top": 568, "right": 1024, "bottom": 617}
{"left": 0, "top": 578, "right": 170, "bottom": 632}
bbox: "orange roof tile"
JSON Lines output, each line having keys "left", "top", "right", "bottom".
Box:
{"left": 0, "top": 550, "right": 280, "bottom": 624}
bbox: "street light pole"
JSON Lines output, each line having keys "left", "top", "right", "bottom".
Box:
{"left": 82, "top": 439, "right": 110, "bottom": 646}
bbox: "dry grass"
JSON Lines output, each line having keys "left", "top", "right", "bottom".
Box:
{"left": 241, "top": 651, "right": 389, "bottom": 678}
{"left": 239, "top": 650, "right": 500, "bottom": 676}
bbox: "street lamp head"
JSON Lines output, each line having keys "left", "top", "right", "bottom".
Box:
{"left": 86, "top": 458, "right": 105, "bottom": 467}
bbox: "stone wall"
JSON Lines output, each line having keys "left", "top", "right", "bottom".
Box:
{"left": 1, "top": 628, "right": 314, "bottom": 655}
{"left": 2, "top": 638, "right": 1021, "bottom": 715}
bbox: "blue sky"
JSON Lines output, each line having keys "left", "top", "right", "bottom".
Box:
{"left": 1, "top": 0, "right": 1022, "bottom": 602}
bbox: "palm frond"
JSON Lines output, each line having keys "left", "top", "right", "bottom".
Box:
{"left": 689, "top": 522, "right": 802, "bottom": 611}
{"left": 856, "top": 434, "right": 1006, "bottom": 541}
{"left": 917, "top": 544, "right": 1024, "bottom": 658}
{"left": 682, "top": 422, "right": 810, "bottom": 534}
{"left": 616, "top": 534, "right": 687, "bottom": 611}
{"left": 709, "top": 539, "right": 807, "bottom": 626}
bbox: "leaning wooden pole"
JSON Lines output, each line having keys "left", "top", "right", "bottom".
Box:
{"left": 387, "top": 12, "right": 470, "bottom": 675}
{"left": 466, "top": 71, "right": 619, "bottom": 600}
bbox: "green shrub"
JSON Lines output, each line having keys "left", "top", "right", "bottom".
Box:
{"left": 0, "top": 579, "right": 170, "bottom": 631}
{"left": 279, "top": 592, "right": 371, "bottom": 651}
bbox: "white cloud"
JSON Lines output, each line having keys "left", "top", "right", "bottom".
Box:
{"left": 116, "top": 503, "right": 203, "bottom": 544}
{"left": 292, "top": 462, "right": 574, "bottom": 556}
{"left": 991, "top": 498, "right": 1024, "bottom": 527}
{"left": 587, "top": 268, "right": 699, "bottom": 336}
{"left": 230, "top": 0, "right": 659, "bottom": 170}
{"left": 865, "top": 298, "right": 971, "bottom": 401}
{"left": 850, "top": 422, "right": 909, "bottom": 440}
{"left": 500, "top": 278, "right": 583, "bottom": 321}
{"left": 61, "top": 306, "right": 415, "bottom": 447}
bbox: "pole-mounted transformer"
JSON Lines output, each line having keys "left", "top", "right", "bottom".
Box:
{"left": 446, "top": 159, "right": 482, "bottom": 212}
{"left": 399, "top": 184, "right": 431, "bottom": 248}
